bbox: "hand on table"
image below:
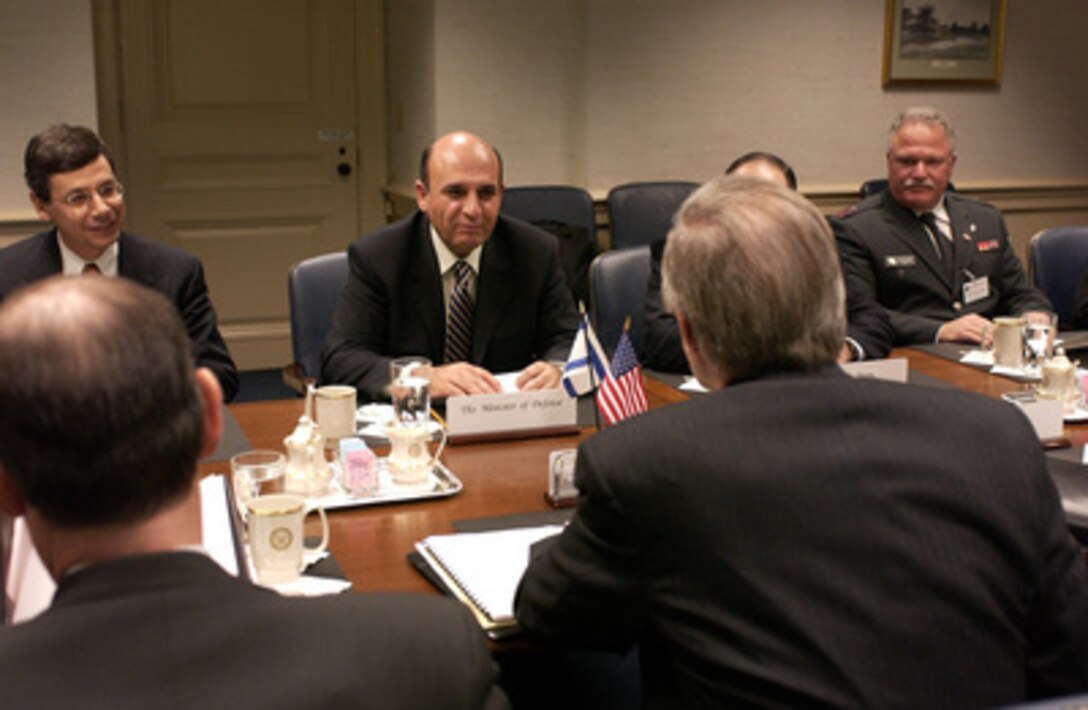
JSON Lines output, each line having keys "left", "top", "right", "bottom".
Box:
{"left": 937, "top": 314, "right": 993, "bottom": 347}
{"left": 516, "top": 361, "right": 562, "bottom": 391}
{"left": 431, "top": 363, "right": 502, "bottom": 398}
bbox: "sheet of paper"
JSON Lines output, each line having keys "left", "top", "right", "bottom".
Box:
{"left": 679, "top": 377, "right": 708, "bottom": 393}
{"left": 841, "top": 357, "right": 908, "bottom": 383}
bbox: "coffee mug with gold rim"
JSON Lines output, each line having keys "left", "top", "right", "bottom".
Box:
{"left": 246, "top": 493, "right": 329, "bottom": 585}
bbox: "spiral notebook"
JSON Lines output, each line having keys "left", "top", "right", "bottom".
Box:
{"left": 414, "top": 524, "right": 563, "bottom": 637}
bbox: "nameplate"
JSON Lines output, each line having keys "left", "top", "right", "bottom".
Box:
{"left": 1001, "top": 392, "right": 1064, "bottom": 440}
{"left": 840, "top": 358, "right": 908, "bottom": 383}
{"left": 446, "top": 389, "right": 578, "bottom": 444}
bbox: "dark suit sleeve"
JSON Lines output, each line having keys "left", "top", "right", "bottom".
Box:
{"left": 535, "top": 239, "right": 580, "bottom": 363}
{"left": 176, "top": 260, "right": 239, "bottom": 402}
{"left": 1072, "top": 268, "right": 1088, "bottom": 329}
{"left": 844, "top": 269, "right": 893, "bottom": 359}
{"left": 641, "top": 238, "right": 690, "bottom": 373}
{"left": 1023, "top": 463, "right": 1088, "bottom": 695}
{"left": 515, "top": 437, "right": 647, "bottom": 651}
{"left": 321, "top": 241, "right": 394, "bottom": 400}
{"left": 990, "top": 218, "right": 1052, "bottom": 317}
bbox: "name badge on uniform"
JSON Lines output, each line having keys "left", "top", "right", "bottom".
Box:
{"left": 884, "top": 254, "right": 916, "bottom": 268}
{"left": 962, "top": 275, "right": 990, "bottom": 305}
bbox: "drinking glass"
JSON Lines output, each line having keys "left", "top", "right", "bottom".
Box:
{"left": 231, "top": 450, "right": 287, "bottom": 508}
{"left": 390, "top": 357, "right": 432, "bottom": 426}
{"left": 1025, "top": 313, "right": 1057, "bottom": 369}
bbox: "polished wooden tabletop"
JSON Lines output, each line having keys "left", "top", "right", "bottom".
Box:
{"left": 205, "top": 348, "right": 1082, "bottom": 595}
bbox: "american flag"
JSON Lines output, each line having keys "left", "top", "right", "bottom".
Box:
{"left": 596, "top": 328, "right": 648, "bottom": 425}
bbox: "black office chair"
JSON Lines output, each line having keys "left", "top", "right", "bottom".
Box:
{"left": 287, "top": 251, "right": 349, "bottom": 383}
{"left": 1029, "top": 226, "right": 1088, "bottom": 327}
{"left": 606, "top": 181, "right": 698, "bottom": 251}
{"left": 589, "top": 246, "right": 651, "bottom": 359}
{"left": 501, "top": 185, "right": 597, "bottom": 249}
{"left": 502, "top": 185, "right": 597, "bottom": 307}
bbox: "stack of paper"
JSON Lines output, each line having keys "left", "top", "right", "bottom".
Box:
{"left": 415, "top": 524, "right": 563, "bottom": 636}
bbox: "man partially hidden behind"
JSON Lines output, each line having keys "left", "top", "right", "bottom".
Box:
{"left": 322, "top": 131, "right": 578, "bottom": 401}
{"left": 835, "top": 107, "right": 1051, "bottom": 345}
{"left": 0, "top": 277, "right": 507, "bottom": 709}
{"left": 0, "top": 124, "right": 238, "bottom": 401}
{"left": 642, "top": 151, "right": 891, "bottom": 372}
{"left": 516, "top": 176, "right": 1088, "bottom": 707}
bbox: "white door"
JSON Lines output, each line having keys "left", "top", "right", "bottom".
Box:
{"left": 108, "top": 0, "right": 362, "bottom": 368}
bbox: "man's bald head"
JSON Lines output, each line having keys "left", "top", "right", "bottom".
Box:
{"left": 0, "top": 277, "right": 205, "bottom": 527}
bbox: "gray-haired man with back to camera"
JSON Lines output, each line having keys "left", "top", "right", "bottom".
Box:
{"left": 516, "top": 175, "right": 1088, "bottom": 707}
{"left": 0, "top": 275, "right": 507, "bottom": 709}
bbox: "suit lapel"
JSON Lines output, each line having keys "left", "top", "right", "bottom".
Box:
{"left": 34, "top": 230, "right": 64, "bottom": 280}
{"left": 881, "top": 194, "right": 953, "bottom": 294}
{"left": 408, "top": 219, "right": 446, "bottom": 361}
{"left": 116, "top": 233, "right": 161, "bottom": 289}
{"left": 472, "top": 222, "right": 513, "bottom": 364}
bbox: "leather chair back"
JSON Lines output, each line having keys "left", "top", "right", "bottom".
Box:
{"left": 590, "top": 246, "right": 651, "bottom": 358}
{"left": 606, "top": 181, "right": 698, "bottom": 251}
{"left": 288, "top": 251, "right": 349, "bottom": 381}
{"left": 1029, "top": 226, "right": 1088, "bottom": 327}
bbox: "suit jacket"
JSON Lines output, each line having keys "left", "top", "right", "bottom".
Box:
{"left": 1071, "top": 267, "right": 1088, "bottom": 329}
{"left": 0, "top": 230, "right": 238, "bottom": 401}
{"left": 834, "top": 191, "right": 1051, "bottom": 344}
{"left": 322, "top": 212, "right": 578, "bottom": 400}
{"left": 0, "top": 552, "right": 507, "bottom": 709}
{"left": 642, "top": 238, "right": 893, "bottom": 373}
{"left": 515, "top": 368, "right": 1088, "bottom": 708}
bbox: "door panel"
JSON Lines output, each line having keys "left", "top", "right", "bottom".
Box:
{"left": 115, "top": 0, "right": 358, "bottom": 368}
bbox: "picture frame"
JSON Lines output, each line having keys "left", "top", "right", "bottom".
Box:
{"left": 882, "top": 0, "right": 1007, "bottom": 86}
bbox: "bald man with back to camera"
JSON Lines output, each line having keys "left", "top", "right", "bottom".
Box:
{"left": 0, "top": 276, "right": 507, "bottom": 709}
{"left": 516, "top": 176, "right": 1088, "bottom": 707}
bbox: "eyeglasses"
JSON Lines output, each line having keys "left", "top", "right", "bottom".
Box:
{"left": 57, "top": 181, "right": 125, "bottom": 210}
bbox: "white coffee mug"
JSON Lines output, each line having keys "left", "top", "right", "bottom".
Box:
{"left": 992, "top": 316, "right": 1026, "bottom": 368}
{"left": 246, "top": 494, "right": 329, "bottom": 585}
{"left": 314, "top": 385, "right": 357, "bottom": 441}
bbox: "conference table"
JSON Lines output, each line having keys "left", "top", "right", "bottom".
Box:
{"left": 204, "top": 347, "right": 1087, "bottom": 597}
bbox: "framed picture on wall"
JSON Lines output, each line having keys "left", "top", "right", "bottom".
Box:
{"left": 882, "top": 0, "right": 1007, "bottom": 86}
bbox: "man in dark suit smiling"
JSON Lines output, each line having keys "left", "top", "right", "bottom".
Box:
{"left": 0, "top": 124, "right": 238, "bottom": 401}
{"left": 322, "top": 131, "right": 577, "bottom": 400}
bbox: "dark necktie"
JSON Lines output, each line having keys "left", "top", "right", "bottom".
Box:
{"left": 919, "top": 212, "right": 954, "bottom": 282}
{"left": 82, "top": 262, "right": 101, "bottom": 275}
{"left": 445, "top": 260, "right": 474, "bottom": 363}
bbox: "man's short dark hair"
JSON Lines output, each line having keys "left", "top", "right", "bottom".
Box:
{"left": 0, "top": 277, "right": 204, "bottom": 527}
{"left": 24, "top": 124, "right": 115, "bottom": 203}
{"left": 725, "top": 151, "right": 798, "bottom": 191}
{"left": 417, "top": 141, "right": 504, "bottom": 188}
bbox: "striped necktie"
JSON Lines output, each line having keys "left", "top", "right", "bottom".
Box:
{"left": 445, "top": 260, "right": 474, "bottom": 363}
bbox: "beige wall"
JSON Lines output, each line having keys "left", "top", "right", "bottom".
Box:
{"left": 0, "top": 0, "right": 97, "bottom": 219}
{"left": 386, "top": 0, "right": 1088, "bottom": 192}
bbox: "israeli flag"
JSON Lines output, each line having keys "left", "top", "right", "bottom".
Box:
{"left": 561, "top": 315, "right": 610, "bottom": 397}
